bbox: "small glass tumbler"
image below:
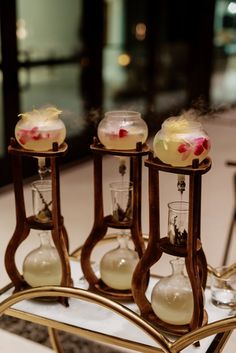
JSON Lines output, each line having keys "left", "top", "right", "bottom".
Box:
{"left": 168, "top": 201, "right": 188, "bottom": 246}
{"left": 32, "top": 180, "right": 52, "bottom": 223}
{"left": 110, "top": 181, "right": 133, "bottom": 225}
{"left": 211, "top": 266, "right": 236, "bottom": 309}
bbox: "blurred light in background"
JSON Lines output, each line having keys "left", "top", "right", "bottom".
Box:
{"left": 135, "top": 22, "right": 146, "bottom": 41}
{"left": 117, "top": 53, "right": 131, "bottom": 66}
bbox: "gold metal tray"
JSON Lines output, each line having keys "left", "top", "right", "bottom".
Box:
{"left": 0, "top": 235, "right": 235, "bottom": 353}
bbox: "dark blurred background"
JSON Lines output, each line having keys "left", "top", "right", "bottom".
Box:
{"left": 1, "top": 0, "right": 236, "bottom": 186}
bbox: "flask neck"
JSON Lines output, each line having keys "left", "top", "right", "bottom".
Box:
{"left": 170, "top": 258, "right": 185, "bottom": 276}
{"left": 39, "top": 231, "right": 52, "bottom": 248}
{"left": 117, "top": 231, "right": 129, "bottom": 249}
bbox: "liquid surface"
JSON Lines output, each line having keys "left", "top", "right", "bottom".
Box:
{"left": 15, "top": 126, "right": 66, "bottom": 151}
{"left": 98, "top": 128, "right": 147, "bottom": 150}
{"left": 211, "top": 288, "right": 236, "bottom": 308}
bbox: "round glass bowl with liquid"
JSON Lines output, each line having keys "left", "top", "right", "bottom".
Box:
{"left": 97, "top": 110, "right": 148, "bottom": 150}
{"left": 153, "top": 114, "right": 211, "bottom": 167}
{"left": 15, "top": 106, "right": 66, "bottom": 151}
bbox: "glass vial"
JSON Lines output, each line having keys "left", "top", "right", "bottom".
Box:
{"left": 168, "top": 201, "right": 188, "bottom": 246}
{"left": 110, "top": 181, "right": 133, "bottom": 225}
{"left": 32, "top": 180, "right": 52, "bottom": 223}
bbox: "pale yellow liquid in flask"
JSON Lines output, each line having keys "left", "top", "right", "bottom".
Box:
{"left": 100, "top": 247, "right": 139, "bottom": 290}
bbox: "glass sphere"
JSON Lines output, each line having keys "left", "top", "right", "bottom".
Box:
{"left": 100, "top": 247, "right": 139, "bottom": 290}
{"left": 97, "top": 110, "right": 148, "bottom": 150}
{"left": 151, "top": 258, "right": 194, "bottom": 325}
{"left": 153, "top": 113, "right": 211, "bottom": 167}
{"left": 23, "top": 232, "right": 62, "bottom": 287}
{"left": 15, "top": 106, "right": 66, "bottom": 151}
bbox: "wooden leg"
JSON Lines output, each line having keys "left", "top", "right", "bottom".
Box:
{"left": 222, "top": 172, "right": 236, "bottom": 265}
{"left": 222, "top": 210, "right": 236, "bottom": 265}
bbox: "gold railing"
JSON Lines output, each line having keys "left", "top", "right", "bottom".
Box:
{"left": 0, "top": 285, "right": 235, "bottom": 353}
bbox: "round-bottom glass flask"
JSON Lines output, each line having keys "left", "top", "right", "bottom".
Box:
{"left": 100, "top": 233, "right": 139, "bottom": 290}
{"left": 151, "top": 257, "right": 194, "bottom": 325}
{"left": 23, "top": 231, "right": 62, "bottom": 287}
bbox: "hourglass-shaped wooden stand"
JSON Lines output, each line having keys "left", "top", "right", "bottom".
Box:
{"left": 132, "top": 152, "right": 212, "bottom": 335}
{"left": 4, "top": 138, "right": 72, "bottom": 304}
{"left": 80, "top": 137, "right": 149, "bottom": 300}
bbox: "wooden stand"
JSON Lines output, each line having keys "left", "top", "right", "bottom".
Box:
{"left": 80, "top": 137, "right": 149, "bottom": 300}
{"left": 222, "top": 161, "right": 236, "bottom": 265}
{"left": 4, "top": 138, "right": 72, "bottom": 304}
{"left": 132, "top": 152, "right": 212, "bottom": 335}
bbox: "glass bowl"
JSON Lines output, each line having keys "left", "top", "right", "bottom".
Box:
{"left": 15, "top": 106, "right": 66, "bottom": 151}
{"left": 153, "top": 113, "right": 211, "bottom": 167}
{"left": 97, "top": 110, "right": 148, "bottom": 150}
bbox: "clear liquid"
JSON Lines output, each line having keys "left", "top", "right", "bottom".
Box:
{"left": 211, "top": 288, "right": 236, "bottom": 308}
{"left": 15, "top": 126, "right": 66, "bottom": 151}
{"left": 100, "top": 248, "right": 139, "bottom": 290}
{"left": 151, "top": 287, "right": 194, "bottom": 325}
{"left": 98, "top": 129, "right": 147, "bottom": 150}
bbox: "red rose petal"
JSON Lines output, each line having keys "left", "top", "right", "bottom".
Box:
{"left": 178, "top": 144, "right": 189, "bottom": 153}
{"left": 203, "top": 138, "right": 210, "bottom": 150}
{"left": 194, "top": 137, "right": 205, "bottom": 144}
{"left": 32, "top": 133, "right": 41, "bottom": 140}
{"left": 119, "top": 128, "right": 128, "bottom": 138}
{"left": 194, "top": 144, "right": 204, "bottom": 156}
{"left": 30, "top": 127, "right": 38, "bottom": 135}
{"left": 19, "top": 136, "right": 26, "bottom": 145}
